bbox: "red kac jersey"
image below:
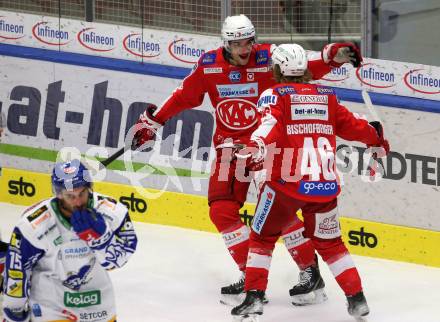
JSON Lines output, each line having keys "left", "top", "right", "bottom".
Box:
{"left": 251, "top": 83, "right": 380, "bottom": 202}
{"left": 153, "top": 44, "right": 332, "bottom": 147}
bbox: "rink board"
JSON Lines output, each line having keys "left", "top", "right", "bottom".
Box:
{"left": 1, "top": 167, "right": 439, "bottom": 268}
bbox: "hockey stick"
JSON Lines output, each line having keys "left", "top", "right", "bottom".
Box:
{"left": 361, "top": 89, "right": 383, "bottom": 179}
{"left": 100, "top": 147, "right": 125, "bottom": 167}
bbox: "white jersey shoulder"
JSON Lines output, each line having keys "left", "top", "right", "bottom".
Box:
{"left": 92, "top": 192, "right": 128, "bottom": 230}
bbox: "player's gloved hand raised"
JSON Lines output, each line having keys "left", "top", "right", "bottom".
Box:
{"left": 322, "top": 42, "right": 362, "bottom": 68}
{"left": 132, "top": 104, "right": 162, "bottom": 150}
{"left": 234, "top": 138, "right": 266, "bottom": 171}
{"left": 3, "top": 307, "right": 30, "bottom": 322}
{"left": 367, "top": 121, "right": 390, "bottom": 157}
{"left": 71, "top": 209, "right": 108, "bottom": 243}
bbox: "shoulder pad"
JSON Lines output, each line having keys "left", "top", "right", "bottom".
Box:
{"left": 200, "top": 52, "right": 217, "bottom": 65}
{"left": 316, "top": 86, "right": 335, "bottom": 95}
{"left": 275, "top": 85, "right": 296, "bottom": 96}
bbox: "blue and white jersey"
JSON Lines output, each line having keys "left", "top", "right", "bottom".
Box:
{"left": 2, "top": 192, "right": 137, "bottom": 322}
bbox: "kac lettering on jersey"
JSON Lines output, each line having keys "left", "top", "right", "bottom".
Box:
{"left": 287, "top": 123, "right": 334, "bottom": 135}
{"left": 216, "top": 83, "right": 258, "bottom": 98}
{"left": 216, "top": 99, "right": 257, "bottom": 130}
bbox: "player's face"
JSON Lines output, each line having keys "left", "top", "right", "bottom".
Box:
{"left": 59, "top": 186, "right": 89, "bottom": 214}
{"left": 229, "top": 38, "right": 254, "bottom": 66}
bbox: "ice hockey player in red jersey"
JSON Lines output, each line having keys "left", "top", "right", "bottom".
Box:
{"left": 230, "top": 43, "right": 389, "bottom": 320}
{"left": 133, "top": 14, "right": 363, "bottom": 305}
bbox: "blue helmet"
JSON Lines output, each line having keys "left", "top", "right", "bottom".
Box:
{"left": 52, "top": 159, "right": 92, "bottom": 194}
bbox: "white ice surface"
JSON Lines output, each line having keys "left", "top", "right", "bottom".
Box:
{"left": 1, "top": 202, "right": 440, "bottom": 322}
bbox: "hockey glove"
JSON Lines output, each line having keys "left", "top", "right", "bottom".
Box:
{"left": 3, "top": 307, "right": 30, "bottom": 322}
{"left": 132, "top": 104, "right": 162, "bottom": 150}
{"left": 367, "top": 121, "right": 390, "bottom": 157}
{"left": 234, "top": 138, "right": 266, "bottom": 171}
{"left": 322, "top": 42, "right": 363, "bottom": 68}
{"left": 71, "top": 209, "right": 108, "bottom": 243}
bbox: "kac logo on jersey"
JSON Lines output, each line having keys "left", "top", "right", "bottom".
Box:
{"left": 216, "top": 99, "right": 257, "bottom": 130}
{"left": 229, "top": 70, "right": 241, "bottom": 82}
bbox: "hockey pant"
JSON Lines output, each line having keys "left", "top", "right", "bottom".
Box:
{"left": 208, "top": 151, "right": 314, "bottom": 272}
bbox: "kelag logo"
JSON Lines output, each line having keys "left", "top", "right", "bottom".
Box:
{"left": 32, "top": 21, "right": 71, "bottom": 46}
{"left": 0, "top": 16, "right": 25, "bottom": 40}
{"left": 8, "top": 177, "right": 36, "bottom": 197}
{"left": 123, "top": 33, "right": 160, "bottom": 58}
{"left": 348, "top": 227, "right": 378, "bottom": 248}
{"left": 119, "top": 193, "right": 147, "bottom": 213}
{"left": 356, "top": 63, "right": 396, "bottom": 88}
{"left": 321, "top": 66, "right": 350, "bottom": 82}
{"left": 77, "top": 28, "right": 115, "bottom": 52}
{"left": 403, "top": 69, "right": 440, "bottom": 94}
{"left": 168, "top": 38, "right": 205, "bottom": 64}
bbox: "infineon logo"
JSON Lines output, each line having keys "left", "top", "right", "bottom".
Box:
{"left": 403, "top": 69, "right": 440, "bottom": 95}
{"left": 321, "top": 66, "right": 349, "bottom": 82}
{"left": 123, "top": 33, "right": 160, "bottom": 58}
{"left": 168, "top": 38, "right": 205, "bottom": 64}
{"left": 0, "top": 16, "right": 24, "bottom": 40}
{"left": 77, "top": 27, "right": 115, "bottom": 52}
{"left": 356, "top": 63, "right": 396, "bottom": 88}
{"left": 32, "top": 21, "right": 70, "bottom": 46}
{"left": 64, "top": 290, "right": 101, "bottom": 308}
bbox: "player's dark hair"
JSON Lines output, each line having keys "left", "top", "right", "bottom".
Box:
{"left": 273, "top": 64, "right": 312, "bottom": 84}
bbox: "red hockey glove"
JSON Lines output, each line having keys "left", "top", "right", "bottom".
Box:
{"left": 234, "top": 138, "right": 266, "bottom": 171}
{"left": 132, "top": 104, "right": 162, "bottom": 150}
{"left": 367, "top": 121, "right": 390, "bottom": 157}
{"left": 322, "top": 42, "right": 363, "bottom": 68}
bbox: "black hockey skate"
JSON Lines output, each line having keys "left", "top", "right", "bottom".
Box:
{"left": 289, "top": 257, "right": 328, "bottom": 306}
{"left": 220, "top": 274, "right": 268, "bottom": 306}
{"left": 231, "top": 290, "right": 264, "bottom": 322}
{"left": 347, "top": 291, "right": 370, "bottom": 318}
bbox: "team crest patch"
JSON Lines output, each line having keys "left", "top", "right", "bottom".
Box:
{"left": 256, "top": 50, "right": 269, "bottom": 65}
{"left": 201, "top": 53, "right": 216, "bottom": 65}
{"left": 276, "top": 86, "right": 296, "bottom": 96}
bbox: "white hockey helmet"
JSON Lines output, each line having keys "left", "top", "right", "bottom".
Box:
{"left": 271, "top": 44, "right": 308, "bottom": 76}
{"left": 221, "top": 14, "right": 255, "bottom": 49}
